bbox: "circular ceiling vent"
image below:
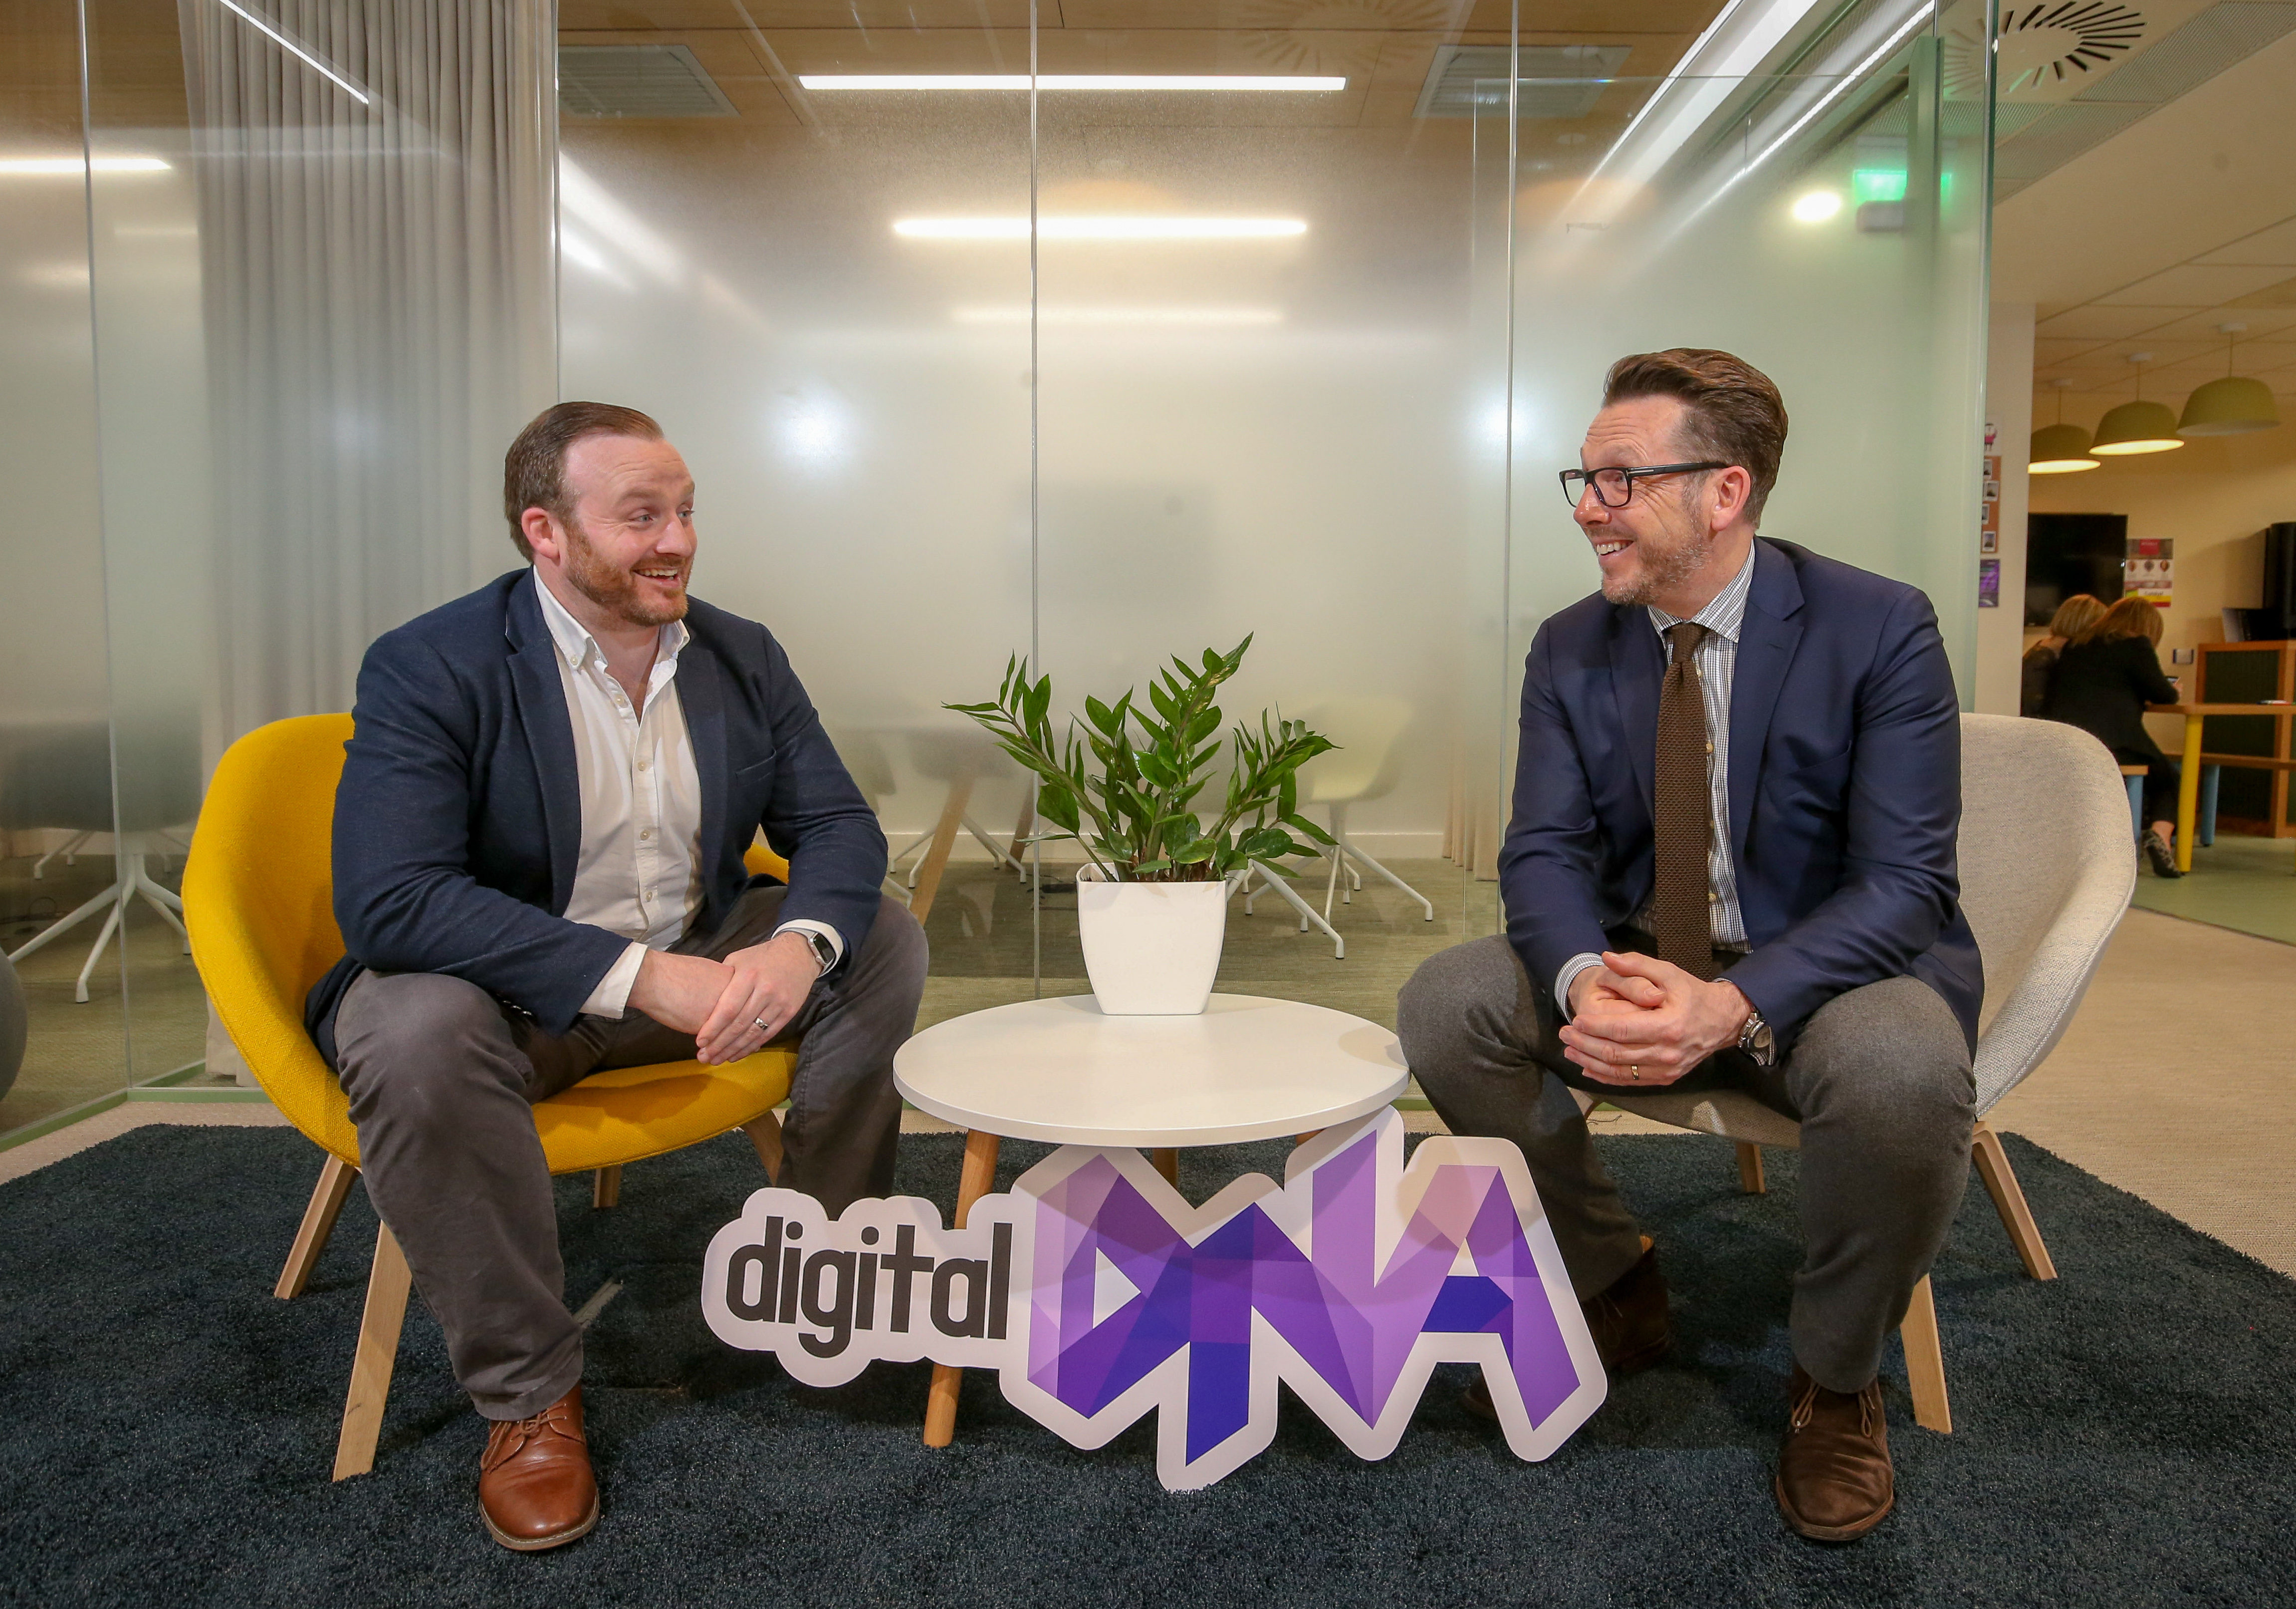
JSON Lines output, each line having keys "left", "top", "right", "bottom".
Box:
{"left": 1995, "top": 3, "right": 2150, "bottom": 92}
{"left": 1942, "top": 0, "right": 2173, "bottom": 102}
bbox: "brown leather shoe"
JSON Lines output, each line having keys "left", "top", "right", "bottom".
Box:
{"left": 1775, "top": 1365, "right": 1894, "bottom": 1542}
{"left": 1464, "top": 1239, "right": 1670, "bottom": 1418}
{"left": 477, "top": 1386, "right": 599, "bottom": 1552}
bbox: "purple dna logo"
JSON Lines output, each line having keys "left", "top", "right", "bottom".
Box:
{"left": 704, "top": 1107, "right": 1606, "bottom": 1489}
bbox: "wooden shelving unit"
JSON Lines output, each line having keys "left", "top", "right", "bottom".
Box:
{"left": 2194, "top": 641, "right": 2296, "bottom": 838}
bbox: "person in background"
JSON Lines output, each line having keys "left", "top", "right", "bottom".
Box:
{"left": 2021, "top": 593, "right": 2105, "bottom": 717}
{"left": 2044, "top": 594, "right": 2183, "bottom": 877}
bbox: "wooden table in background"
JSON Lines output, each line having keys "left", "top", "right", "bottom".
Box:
{"left": 2146, "top": 702, "right": 2296, "bottom": 873}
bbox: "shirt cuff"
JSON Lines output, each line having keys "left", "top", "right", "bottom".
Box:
{"left": 1555, "top": 953, "right": 1604, "bottom": 1018}
{"left": 581, "top": 941, "right": 649, "bottom": 1020}
{"left": 773, "top": 918, "right": 845, "bottom": 975}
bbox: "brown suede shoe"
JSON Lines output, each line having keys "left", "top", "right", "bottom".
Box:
{"left": 1775, "top": 1365, "right": 1894, "bottom": 1542}
{"left": 1464, "top": 1239, "right": 1670, "bottom": 1419}
{"left": 477, "top": 1386, "right": 599, "bottom": 1552}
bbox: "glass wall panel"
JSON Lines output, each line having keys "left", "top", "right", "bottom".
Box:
{"left": 1500, "top": 33, "right": 1990, "bottom": 764}
{"left": 0, "top": 0, "right": 124, "bottom": 1129}
{"left": 1029, "top": 12, "right": 1502, "bottom": 1022}
{"left": 557, "top": 7, "right": 1037, "bottom": 1029}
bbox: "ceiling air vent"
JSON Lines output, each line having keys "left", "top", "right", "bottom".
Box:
{"left": 1413, "top": 44, "right": 1632, "bottom": 119}
{"left": 560, "top": 45, "right": 737, "bottom": 118}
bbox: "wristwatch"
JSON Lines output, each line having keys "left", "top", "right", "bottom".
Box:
{"left": 796, "top": 928, "right": 837, "bottom": 978}
{"left": 1737, "top": 1005, "right": 1775, "bottom": 1066}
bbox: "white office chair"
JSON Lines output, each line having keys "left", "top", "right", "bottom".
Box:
{"left": 1582, "top": 713, "right": 2133, "bottom": 1433}
{"left": 1238, "top": 697, "right": 1434, "bottom": 958}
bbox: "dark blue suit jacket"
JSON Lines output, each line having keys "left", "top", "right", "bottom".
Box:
{"left": 1501, "top": 537, "right": 1981, "bottom": 1052}
{"left": 305, "top": 570, "right": 889, "bottom": 1058}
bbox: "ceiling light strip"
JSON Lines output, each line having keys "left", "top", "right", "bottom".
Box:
{"left": 799, "top": 74, "right": 1345, "bottom": 92}
{"left": 213, "top": 0, "right": 373, "bottom": 106}
{"left": 896, "top": 216, "right": 1307, "bottom": 240}
{"left": 0, "top": 155, "right": 170, "bottom": 176}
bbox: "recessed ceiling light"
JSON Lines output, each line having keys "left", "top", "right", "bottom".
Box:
{"left": 799, "top": 74, "right": 1345, "bottom": 92}
{"left": 896, "top": 216, "right": 1307, "bottom": 241}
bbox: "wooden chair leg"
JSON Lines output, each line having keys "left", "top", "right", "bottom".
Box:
{"left": 1900, "top": 1274, "right": 1952, "bottom": 1434}
{"left": 275, "top": 1155, "right": 358, "bottom": 1300}
{"left": 1971, "top": 1120, "right": 2057, "bottom": 1281}
{"left": 1735, "top": 1142, "right": 1766, "bottom": 1194}
{"left": 333, "top": 1221, "right": 414, "bottom": 1481}
{"left": 592, "top": 1165, "right": 622, "bottom": 1209}
{"left": 743, "top": 1110, "right": 785, "bottom": 1184}
{"left": 925, "top": 1130, "right": 1001, "bottom": 1448}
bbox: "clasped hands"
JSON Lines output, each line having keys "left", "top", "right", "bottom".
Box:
{"left": 627, "top": 931, "right": 820, "bottom": 1065}
{"left": 1559, "top": 951, "right": 1753, "bottom": 1087}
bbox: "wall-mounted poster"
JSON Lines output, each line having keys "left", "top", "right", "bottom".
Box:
{"left": 1979, "top": 557, "right": 2001, "bottom": 608}
{"left": 2127, "top": 537, "right": 2174, "bottom": 605}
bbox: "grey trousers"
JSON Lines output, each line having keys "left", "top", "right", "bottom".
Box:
{"left": 333, "top": 887, "right": 928, "bottom": 1420}
{"left": 1396, "top": 934, "right": 1973, "bottom": 1393}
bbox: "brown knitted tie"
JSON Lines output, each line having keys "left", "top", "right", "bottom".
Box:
{"left": 1652, "top": 622, "right": 1718, "bottom": 979}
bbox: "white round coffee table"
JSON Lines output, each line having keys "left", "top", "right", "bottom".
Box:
{"left": 894, "top": 992, "right": 1409, "bottom": 1445}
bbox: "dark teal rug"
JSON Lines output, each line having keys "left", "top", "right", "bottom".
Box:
{"left": 0, "top": 1124, "right": 2290, "bottom": 1607}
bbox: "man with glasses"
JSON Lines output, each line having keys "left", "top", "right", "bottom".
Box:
{"left": 1398, "top": 349, "right": 1979, "bottom": 1541}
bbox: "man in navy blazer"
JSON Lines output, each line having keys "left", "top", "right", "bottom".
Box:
{"left": 308, "top": 402, "right": 926, "bottom": 1551}
{"left": 1399, "top": 351, "right": 1978, "bottom": 1543}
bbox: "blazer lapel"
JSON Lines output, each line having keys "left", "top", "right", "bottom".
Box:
{"left": 505, "top": 573, "right": 584, "bottom": 915}
{"left": 1607, "top": 603, "right": 1664, "bottom": 819}
{"left": 678, "top": 640, "right": 729, "bottom": 888}
{"left": 1726, "top": 539, "right": 1806, "bottom": 851}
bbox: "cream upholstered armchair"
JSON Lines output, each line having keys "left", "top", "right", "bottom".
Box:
{"left": 1582, "top": 713, "right": 2134, "bottom": 1432}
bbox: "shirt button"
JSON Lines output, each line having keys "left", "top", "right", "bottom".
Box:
{"left": 1707, "top": 890, "right": 1718, "bottom": 903}
{"left": 1704, "top": 741, "right": 1714, "bottom": 754}
{"left": 638, "top": 759, "right": 651, "bottom": 772}
{"left": 640, "top": 828, "right": 654, "bottom": 842}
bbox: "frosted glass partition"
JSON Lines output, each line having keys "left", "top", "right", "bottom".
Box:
{"left": 0, "top": 0, "right": 122, "bottom": 1130}
{"left": 1, "top": 1, "right": 1993, "bottom": 1140}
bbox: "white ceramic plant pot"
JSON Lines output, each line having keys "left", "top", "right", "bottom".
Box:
{"left": 1073, "top": 865, "right": 1233, "bottom": 1015}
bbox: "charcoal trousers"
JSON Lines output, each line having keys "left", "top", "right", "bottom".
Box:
{"left": 1396, "top": 934, "right": 1973, "bottom": 1393}
{"left": 332, "top": 886, "right": 928, "bottom": 1419}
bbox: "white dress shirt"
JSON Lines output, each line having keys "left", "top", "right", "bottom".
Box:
{"left": 1555, "top": 540, "right": 1758, "bottom": 1013}
{"left": 534, "top": 578, "right": 842, "bottom": 1020}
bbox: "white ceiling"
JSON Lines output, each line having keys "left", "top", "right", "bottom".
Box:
{"left": 1995, "top": 22, "right": 2296, "bottom": 414}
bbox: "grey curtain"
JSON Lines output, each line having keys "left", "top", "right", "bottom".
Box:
{"left": 179, "top": 0, "right": 556, "bottom": 734}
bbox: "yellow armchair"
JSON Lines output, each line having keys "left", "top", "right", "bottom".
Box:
{"left": 184, "top": 713, "right": 798, "bottom": 1478}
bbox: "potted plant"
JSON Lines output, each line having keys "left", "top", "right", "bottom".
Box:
{"left": 947, "top": 637, "right": 1337, "bottom": 1014}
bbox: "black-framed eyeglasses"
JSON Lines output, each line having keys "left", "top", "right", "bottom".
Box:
{"left": 1558, "top": 461, "right": 1728, "bottom": 510}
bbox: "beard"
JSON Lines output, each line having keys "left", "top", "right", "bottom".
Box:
{"left": 562, "top": 516, "right": 689, "bottom": 628}
{"left": 1598, "top": 517, "right": 1715, "bottom": 607}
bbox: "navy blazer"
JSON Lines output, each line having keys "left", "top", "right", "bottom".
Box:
{"left": 1501, "top": 537, "right": 1982, "bottom": 1052}
{"left": 305, "top": 570, "right": 889, "bottom": 1058}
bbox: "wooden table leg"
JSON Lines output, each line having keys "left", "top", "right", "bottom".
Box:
{"left": 1149, "top": 1147, "right": 1179, "bottom": 1185}
{"left": 924, "top": 1129, "right": 1001, "bottom": 1448}
{"left": 2177, "top": 713, "right": 2203, "bottom": 873}
{"left": 909, "top": 774, "right": 974, "bottom": 924}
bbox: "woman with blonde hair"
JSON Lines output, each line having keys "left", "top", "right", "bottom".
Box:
{"left": 2044, "top": 594, "right": 2182, "bottom": 875}
{"left": 2021, "top": 593, "right": 2107, "bottom": 716}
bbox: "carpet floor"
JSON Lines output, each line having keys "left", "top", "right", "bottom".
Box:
{"left": 1, "top": 1126, "right": 2291, "bottom": 1608}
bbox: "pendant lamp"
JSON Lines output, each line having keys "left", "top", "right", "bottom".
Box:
{"left": 2030, "top": 378, "right": 2099, "bottom": 473}
{"left": 2179, "top": 323, "right": 2282, "bottom": 437}
{"left": 2091, "top": 353, "right": 2184, "bottom": 456}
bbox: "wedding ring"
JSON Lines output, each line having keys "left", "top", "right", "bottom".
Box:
{"left": 752, "top": 1016, "right": 769, "bottom": 1033}
{"left": 1629, "top": 1065, "right": 1641, "bottom": 1080}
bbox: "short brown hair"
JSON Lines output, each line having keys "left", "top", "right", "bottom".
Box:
{"left": 502, "top": 401, "right": 664, "bottom": 558}
{"left": 2084, "top": 594, "right": 2164, "bottom": 647}
{"left": 1602, "top": 349, "right": 1789, "bottom": 523}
